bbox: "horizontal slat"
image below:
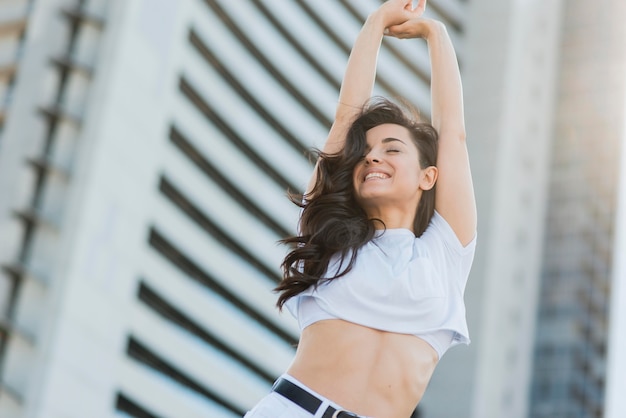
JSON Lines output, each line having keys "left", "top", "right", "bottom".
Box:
{"left": 290, "top": 0, "right": 432, "bottom": 110}
{"left": 2, "top": 262, "right": 49, "bottom": 287}
{"left": 428, "top": 0, "right": 466, "bottom": 30}
{"left": 145, "top": 205, "right": 299, "bottom": 337}
{"left": 118, "top": 357, "right": 239, "bottom": 418}
{"left": 0, "top": 379, "right": 23, "bottom": 405}
{"left": 188, "top": 8, "right": 332, "bottom": 146}
{"left": 178, "top": 67, "right": 311, "bottom": 190}
{"left": 132, "top": 305, "right": 271, "bottom": 409}
{"left": 139, "top": 273, "right": 294, "bottom": 378}
{"left": 0, "top": 317, "right": 35, "bottom": 345}
{"left": 170, "top": 99, "right": 301, "bottom": 226}
{"left": 211, "top": 0, "right": 335, "bottom": 121}
{"left": 161, "top": 148, "right": 288, "bottom": 270}
{"left": 130, "top": 303, "right": 272, "bottom": 407}
{"left": 247, "top": 0, "right": 345, "bottom": 88}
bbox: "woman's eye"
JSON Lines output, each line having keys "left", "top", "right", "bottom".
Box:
{"left": 387, "top": 149, "right": 400, "bottom": 153}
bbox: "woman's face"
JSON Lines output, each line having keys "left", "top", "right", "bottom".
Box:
{"left": 353, "top": 123, "right": 430, "bottom": 212}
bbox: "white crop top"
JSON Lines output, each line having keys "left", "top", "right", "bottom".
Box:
{"left": 285, "top": 211, "right": 476, "bottom": 359}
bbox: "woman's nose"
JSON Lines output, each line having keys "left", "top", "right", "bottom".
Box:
{"left": 364, "top": 151, "right": 381, "bottom": 164}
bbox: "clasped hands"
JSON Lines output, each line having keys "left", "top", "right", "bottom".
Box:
{"left": 375, "top": 0, "right": 439, "bottom": 40}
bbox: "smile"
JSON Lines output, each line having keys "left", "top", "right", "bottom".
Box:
{"left": 364, "top": 172, "right": 390, "bottom": 182}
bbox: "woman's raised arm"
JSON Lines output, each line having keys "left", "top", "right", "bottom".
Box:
{"left": 386, "top": 18, "right": 477, "bottom": 245}
{"left": 305, "top": 0, "right": 426, "bottom": 195}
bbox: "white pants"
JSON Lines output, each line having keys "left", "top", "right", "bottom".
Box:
{"left": 243, "top": 374, "right": 370, "bottom": 418}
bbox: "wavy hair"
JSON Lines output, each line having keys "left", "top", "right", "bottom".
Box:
{"left": 276, "top": 98, "right": 438, "bottom": 309}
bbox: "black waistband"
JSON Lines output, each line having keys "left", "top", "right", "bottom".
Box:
{"left": 272, "top": 378, "right": 361, "bottom": 418}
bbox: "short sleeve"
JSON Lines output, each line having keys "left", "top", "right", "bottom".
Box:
{"left": 429, "top": 211, "right": 476, "bottom": 256}
{"left": 420, "top": 211, "right": 477, "bottom": 288}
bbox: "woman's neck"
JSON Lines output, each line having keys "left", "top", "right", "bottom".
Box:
{"left": 366, "top": 206, "right": 417, "bottom": 231}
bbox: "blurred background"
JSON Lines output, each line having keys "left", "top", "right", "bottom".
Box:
{"left": 0, "top": 0, "right": 625, "bottom": 417}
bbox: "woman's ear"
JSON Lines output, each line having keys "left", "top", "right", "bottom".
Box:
{"left": 419, "top": 166, "right": 438, "bottom": 191}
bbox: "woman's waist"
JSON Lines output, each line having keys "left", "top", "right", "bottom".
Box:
{"left": 286, "top": 319, "right": 438, "bottom": 414}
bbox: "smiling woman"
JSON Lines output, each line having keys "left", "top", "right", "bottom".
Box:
{"left": 244, "top": 0, "right": 477, "bottom": 417}
{"left": 349, "top": 106, "right": 439, "bottom": 233}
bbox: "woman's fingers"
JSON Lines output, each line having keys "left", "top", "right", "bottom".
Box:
{"left": 385, "top": 22, "right": 410, "bottom": 39}
{"left": 415, "top": 0, "right": 428, "bottom": 16}
{"left": 378, "top": 0, "right": 425, "bottom": 28}
{"left": 380, "top": 0, "right": 426, "bottom": 26}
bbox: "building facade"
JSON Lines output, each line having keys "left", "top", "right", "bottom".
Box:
{"left": 528, "top": 1, "right": 626, "bottom": 417}
{"left": 466, "top": 0, "right": 626, "bottom": 418}
{"left": 0, "top": 0, "right": 468, "bottom": 417}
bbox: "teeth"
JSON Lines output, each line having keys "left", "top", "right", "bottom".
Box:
{"left": 365, "top": 172, "right": 388, "bottom": 181}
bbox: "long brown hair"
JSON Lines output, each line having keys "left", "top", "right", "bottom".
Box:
{"left": 275, "top": 98, "right": 438, "bottom": 309}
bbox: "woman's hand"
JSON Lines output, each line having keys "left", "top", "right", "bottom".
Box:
{"left": 372, "top": 0, "right": 427, "bottom": 30}
{"left": 384, "top": 17, "right": 440, "bottom": 40}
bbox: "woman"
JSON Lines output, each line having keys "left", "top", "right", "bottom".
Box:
{"left": 245, "top": 0, "right": 476, "bottom": 417}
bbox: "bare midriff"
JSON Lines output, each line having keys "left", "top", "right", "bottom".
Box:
{"left": 286, "top": 319, "right": 439, "bottom": 418}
